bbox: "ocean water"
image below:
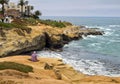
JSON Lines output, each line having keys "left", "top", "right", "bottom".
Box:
{"left": 38, "top": 16, "right": 120, "bottom": 77}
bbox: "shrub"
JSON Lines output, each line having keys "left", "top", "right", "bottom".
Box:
{"left": 39, "top": 19, "right": 66, "bottom": 28}
{"left": 0, "top": 62, "right": 33, "bottom": 73}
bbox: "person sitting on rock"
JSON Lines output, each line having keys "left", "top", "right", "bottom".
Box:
{"left": 31, "top": 51, "right": 38, "bottom": 62}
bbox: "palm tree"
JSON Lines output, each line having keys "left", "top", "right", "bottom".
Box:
{"left": 26, "top": 5, "right": 33, "bottom": 16}
{"left": 18, "top": 0, "right": 27, "bottom": 17}
{"left": 0, "top": 0, "right": 9, "bottom": 15}
{"left": 31, "top": 6, "right": 34, "bottom": 11}
{"left": 35, "top": 10, "right": 42, "bottom": 16}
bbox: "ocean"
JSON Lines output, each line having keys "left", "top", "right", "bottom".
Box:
{"left": 37, "top": 16, "right": 120, "bottom": 77}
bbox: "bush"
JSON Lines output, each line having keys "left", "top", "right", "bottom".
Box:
{"left": 39, "top": 19, "right": 66, "bottom": 28}
{"left": 0, "top": 62, "right": 33, "bottom": 73}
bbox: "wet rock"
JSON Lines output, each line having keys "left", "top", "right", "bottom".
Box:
{"left": 44, "top": 63, "right": 54, "bottom": 70}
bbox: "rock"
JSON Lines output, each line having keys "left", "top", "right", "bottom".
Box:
{"left": 54, "top": 69, "right": 62, "bottom": 80}
{"left": 44, "top": 63, "right": 54, "bottom": 70}
{"left": 0, "top": 27, "right": 46, "bottom": 57}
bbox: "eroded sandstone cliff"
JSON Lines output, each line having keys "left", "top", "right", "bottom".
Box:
{"left": 0, "top": 25, "right": 103, "bottom": 57}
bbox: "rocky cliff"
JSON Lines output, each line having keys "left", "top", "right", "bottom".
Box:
{"left": 0, "top": 25, "right": 103, "bottom": 57}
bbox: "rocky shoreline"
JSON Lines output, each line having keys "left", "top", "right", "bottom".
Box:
{"left": 0, "top": 25, "right": 103, "bottom": 57}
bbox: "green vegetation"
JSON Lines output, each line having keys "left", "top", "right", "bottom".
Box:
{"left": 33, "top": 10, "right": 42, "bottom": 19}
{"left": 39, "top": 19, "right": 72, "bottom": 28}
{"left": 39, "top": 19, "right": 65, "bottom": 28}
{"left": 0, "top": 17, "right": 72, "bottom": 29}
{"left": 0, "top": 62, "right": 33, "bottom": 73}
{"left": 0, "top": 22, "right": 27, "bottom": 29}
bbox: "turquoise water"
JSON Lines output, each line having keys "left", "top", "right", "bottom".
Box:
{"left": 38, "top": 17, "right": 120, "bottom": 77}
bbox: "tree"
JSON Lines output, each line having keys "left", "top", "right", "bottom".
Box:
{"left": 33, "top": 10, "right": 42, "bottom": 19}
{"left": 0, "top": 0, "right": 9, "bottom": 15}
{"left": 18, "top": 0, "right": 27, "bottom": 17}
{"left": 27, "top": 5, "right": 34, "bottom": 16}
{"left": 31, "top": 6, "right": 34, "bottom": 11}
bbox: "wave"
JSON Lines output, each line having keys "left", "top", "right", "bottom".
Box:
{"left": 37, "top": 50, "right": 120, "bottom": 77}
{"left": 64, "top": 58, "right": 120, "bottom": 77}
{"left": 87, "top": 35, "right": 97, "bottom": 38}
{"left": 82, "top": 35, "right": 88, "bottom": 39}
{"left": 63, "top": 59, "right": 107, "bottom": 76}
{"left": 104, "top": 32, "right": 113, "bottom": 36}
{"left": 109, "top": 25, "right": 120, "bottom": 28}
{"left": 37, "top": 50, "right": 62, "bottom": 59}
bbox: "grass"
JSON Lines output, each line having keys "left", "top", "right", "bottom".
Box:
{"left": 0, "top": 62, "right": 33, "bottom": 73}
{"left": 0, "top": 17, "right": 73, "bottom": 29}
{"left": 0, "top": 22, "right": 28, "bottom": 29}
{"left": 20, "top": 18, "right": 73, "bottom": 28}
{"left": 39, "top": 19, "right": 66, "bottom": 28}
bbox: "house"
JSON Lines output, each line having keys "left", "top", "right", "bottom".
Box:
{"left": 5, "top": 9, "right": 21, "bottom": 18}
{"left": 0, "top": 2, "right": 33, "bottom": 23}
{"left": 4, "top": 2, "right": 33, "bottom": 16}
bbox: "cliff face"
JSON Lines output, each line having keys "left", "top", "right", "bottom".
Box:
{"left": 0, "top": 27, "right": 46, "bottom": 57}
{"left": 0, "top": 25, "right": 103, "bottom": 57}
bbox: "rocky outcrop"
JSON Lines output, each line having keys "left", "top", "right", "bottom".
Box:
{"left": 0, "top": 27, "right": 46, "bottom": 57}
{"left": 0, "top": 25, "right": 103, "bottom": 57}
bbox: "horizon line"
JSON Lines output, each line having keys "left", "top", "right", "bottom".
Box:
{"left": 41, "top": 16, "right": 120, "bottom": 18}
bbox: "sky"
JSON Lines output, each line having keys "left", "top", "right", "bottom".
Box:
{"left": 10, "top": 0, "right": 120, "bottom": 17}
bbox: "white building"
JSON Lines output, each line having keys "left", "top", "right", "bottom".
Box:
{"left": 4, "top": 2, "right": 33, "bottom": 16}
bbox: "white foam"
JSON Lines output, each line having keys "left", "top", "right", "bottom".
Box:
{"left": 63, "top": 59, "right": 107, "bottom": 75}
{"left": 37, "top": 50, "right": 120, "bottom": 77}
{"left": 87, "top": 35, "right": 97, "bottom": 38}
{"left": 82, "top": 35, "right": 87, "bottom": 39}
{"left": 37, "top": 50, "right": 62, "bottom": 59}
{"left": 109, "top": 25, "right": 120, "bottom": 28}
{"left": 104, "top": 32, "right": 113, "bottom": 36}
{"left": 105, "top": 28, "right": 112, "bottom": 31}
{"left": 86, "top": 26, "right": 104, "bottom": 30}
{"left": 63, "top": 59, "right": 120, "bottom": 77}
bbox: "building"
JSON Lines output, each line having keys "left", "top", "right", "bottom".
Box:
{"left": 4, "top": 2, "right": 33, "bottom": 17}
{"left": 0, "top": 2, "right": 33, "bottom": 23}
{"left": 4, "top": 2, "right": 26, "bottom": 13}
{"left": 5, "top": 9, "right": 21, "bottom": 18}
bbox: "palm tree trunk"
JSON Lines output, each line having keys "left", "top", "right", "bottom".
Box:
{"left": 28, "top": 6, "right": 30, "bottom": 16}
{"left": 2, "top": 3, "right": 5, "bottom": 16}
{"left": 21, "top": 6, "right": 23, "bottom": 17}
